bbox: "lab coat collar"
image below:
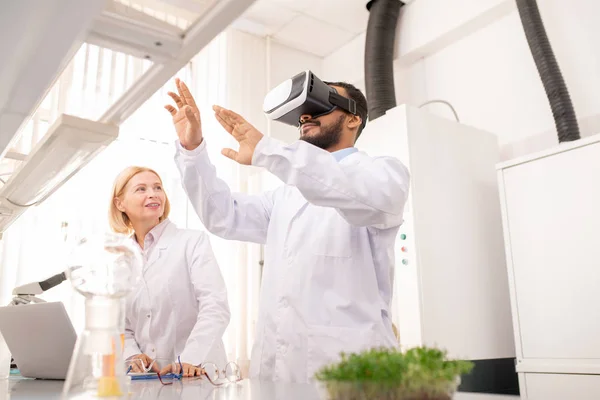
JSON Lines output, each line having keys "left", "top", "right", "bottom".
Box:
{"left": 338, "top": 148, "right": 363, "bottom": 166}
{"left": 331, "top": 147, "right": 358, "bottom": 162}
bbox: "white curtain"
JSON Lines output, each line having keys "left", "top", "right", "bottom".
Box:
{"left": 0, "top": 29, "right": 262, "bottom": 373}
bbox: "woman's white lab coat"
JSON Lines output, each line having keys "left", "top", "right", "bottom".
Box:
{"left": 174, "top": 136, "right": 410, "bottom": 383}
{"left": 123, "top": 220, "right": 230, "bottom": 367}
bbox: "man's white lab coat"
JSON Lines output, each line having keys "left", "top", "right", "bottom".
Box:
{"left": 175, "top": 136, "right": 410, "bottom": 382}
{"left": 123, "top": 220, "right": 230, "bottom": 367}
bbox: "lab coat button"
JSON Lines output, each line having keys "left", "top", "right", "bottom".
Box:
{"left": 147, "top": 314, "right": 151, "bottom": 318}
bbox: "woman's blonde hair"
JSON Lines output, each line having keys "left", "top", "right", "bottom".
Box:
{"left": 109, "top": 166, "right": 171, "bottom": 235}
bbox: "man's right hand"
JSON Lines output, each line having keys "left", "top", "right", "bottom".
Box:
{"left": 165, "top": 78, "right": 203, "bottom": 151}
{"left": 127, "top": 354, "right": 160, "bottom": 373}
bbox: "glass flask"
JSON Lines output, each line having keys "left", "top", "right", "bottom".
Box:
{"left": 62, "top": 233, "right": 142, "bottom": 399}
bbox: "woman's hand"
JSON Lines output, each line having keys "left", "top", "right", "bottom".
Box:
{"left": 127, "top": 354, "right": 159, "bottom": 373}
{"left": 160, "top": 362, "right": 204, "bottom": 378}
{"left": 165, "top": 78, "right": 203, "bottom": 151}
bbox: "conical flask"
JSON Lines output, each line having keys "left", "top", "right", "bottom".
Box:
{"left": 62, "top": 232, "right": 142, "bottom": 399}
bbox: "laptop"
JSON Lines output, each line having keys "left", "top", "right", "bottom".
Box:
{"left": 0, "top": 301, "right": 77, "bottom": 380}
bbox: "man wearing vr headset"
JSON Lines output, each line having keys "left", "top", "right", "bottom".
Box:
{"left": 167, "top": 72, "right": 409, "bottom": 383}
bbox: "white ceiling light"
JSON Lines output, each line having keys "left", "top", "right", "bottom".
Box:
{"left": 0, "top": 114, "right": 118, "bottom": 232}
{"left": 0, "top": 0, "right": 107, "bottom": 157}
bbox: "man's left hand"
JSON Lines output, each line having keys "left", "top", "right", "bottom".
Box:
{"left": 213, "top": 105, "right": 264, "bottom": 165}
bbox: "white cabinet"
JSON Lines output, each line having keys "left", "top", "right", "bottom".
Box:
{"left": 497, "top": 134, "right": 600, "bottom": 397}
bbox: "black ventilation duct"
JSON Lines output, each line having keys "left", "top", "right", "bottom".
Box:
{"left": 516, "top": 0, "right": 580, "bottom": 142}
{"left": 364, "top": 0, "right": 404, "bottom": 122}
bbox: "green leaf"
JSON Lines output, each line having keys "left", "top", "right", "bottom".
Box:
{"left": 314, "top": 346, "right": 474, "bottom": 399}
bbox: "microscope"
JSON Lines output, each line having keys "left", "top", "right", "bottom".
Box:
{"left": 7, "top": 271, "right": 68, "bottom": 369}
{"left": 9, "top": 271, "right": 67, "bottom": 305}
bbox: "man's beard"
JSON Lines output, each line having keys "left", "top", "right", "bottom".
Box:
{"left": 299, "top": 114, "right": 344, "bottom": 150}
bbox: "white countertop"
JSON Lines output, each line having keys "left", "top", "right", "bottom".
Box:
{"left": 0, "top": 377, "right": 520, "bottom": 400}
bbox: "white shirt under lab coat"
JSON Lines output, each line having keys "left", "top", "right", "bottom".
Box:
{"left": 123, "top": 219, "right": 230, "bottom": 367}
{"left": 174, "top": 136, "right": 410, "bottom": 383}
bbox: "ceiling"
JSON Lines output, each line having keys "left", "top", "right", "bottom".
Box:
{"left": 236, "top": 0, "right": 370, "bottom": 57}
{"left": 119, "top": 0, "right": 371, "bottom": 58}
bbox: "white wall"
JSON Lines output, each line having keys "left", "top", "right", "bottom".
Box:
{"left": 322, "top": 32, "right": 366, "bottom": 87}
{"left": 227, "top": 30, "right": 268, "bottom": 134}
{"left": 323, "top": 0, "right": 600, "bottom": 160}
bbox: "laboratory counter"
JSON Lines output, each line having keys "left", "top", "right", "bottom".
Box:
{"left": 1, "top": 377, "right": 520, "bottom": 400}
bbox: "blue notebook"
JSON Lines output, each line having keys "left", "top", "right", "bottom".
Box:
{"left": 128, "top": 371, "right": 181, "bottom": 380}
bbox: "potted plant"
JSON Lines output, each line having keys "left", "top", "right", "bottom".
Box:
{"left": 314, "top": 346, "right": 474, "bottom": 400}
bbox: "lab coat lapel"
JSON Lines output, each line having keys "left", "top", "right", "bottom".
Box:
{"left": 144, "top": 221, "right": 176, "bottom": 272}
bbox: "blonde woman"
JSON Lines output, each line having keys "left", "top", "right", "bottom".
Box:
{"left": 109, "top": 166, "right": 230, "bottom": 377}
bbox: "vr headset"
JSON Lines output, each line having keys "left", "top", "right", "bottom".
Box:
{"left": 263, "top": 70, "right": 357, "bottom": 127}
